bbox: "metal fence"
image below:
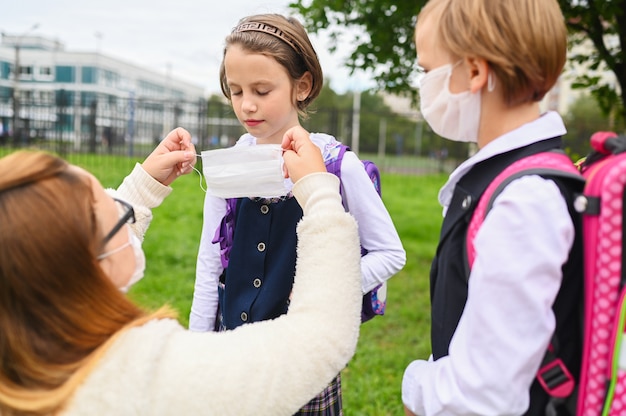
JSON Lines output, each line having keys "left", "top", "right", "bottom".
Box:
{"left": 0, "top": 95, "right": 467, "bottom": 176}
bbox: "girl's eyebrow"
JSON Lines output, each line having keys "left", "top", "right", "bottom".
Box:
{"left": 227, "top": 79, "right": 274, "bottom": 87}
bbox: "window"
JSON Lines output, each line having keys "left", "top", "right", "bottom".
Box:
{"left": 55, "top": 66, "right": 75, "bottom": 83}
{"left": 38, "top": 66, "right": 53, "bottom": 78}
{"left": 82, "top": 67, "right": 98, "bottom": 84}
{"left": 19, "top": 65, "right": 33, "bottom": 79}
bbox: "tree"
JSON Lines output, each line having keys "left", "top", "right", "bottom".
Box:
{"left": 289, "top": 0, "right": 626, "bottom": 124}
{"left": 289, "top": 0, "right": 426, "bottom": 102}
{"left": 559, "top": 1, "right": 625, "bottom": 123}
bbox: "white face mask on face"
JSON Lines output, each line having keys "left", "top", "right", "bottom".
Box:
{"left": 419, "top": 61, "right": 481, "bottom": 143}
{"left": 98, "top": 227, "right": 146, "bottom": 293}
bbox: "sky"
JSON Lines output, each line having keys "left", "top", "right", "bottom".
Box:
{"left": 1, "top": 0, "right": 376, "bottom": 95}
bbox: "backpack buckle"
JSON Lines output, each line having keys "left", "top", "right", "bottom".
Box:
{"left": 536, "top": 358, "right": 574, "bottom": 398}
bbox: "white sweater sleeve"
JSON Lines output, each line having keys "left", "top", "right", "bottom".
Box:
{"left": 106, "top": 163, "right": 172, "bottom": 241}
{"left": 67, "top": 173, "right": 362, "bottom": 416}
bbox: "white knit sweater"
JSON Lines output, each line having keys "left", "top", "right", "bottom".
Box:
{"left": 62, "top": 167, "right": 362, "bottom": 415}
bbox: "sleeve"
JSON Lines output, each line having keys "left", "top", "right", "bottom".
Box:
{"left": 402, "top": 176, "right": 575, "bottom": 415}
{"left": 188, "top": 192, "right": 227, "bottom": 332}
{"left": 340, "top": 151, "right": 406, "bottom": 293}
{"left": 106, "top": 163, "right": 172, "bottom": 241}
{"left": 151, "top": 173, "right": 364, "bottom": 415}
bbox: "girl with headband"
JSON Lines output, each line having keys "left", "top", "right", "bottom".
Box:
{"left": 189, "top": 13, "right": 406, "bottom": 415}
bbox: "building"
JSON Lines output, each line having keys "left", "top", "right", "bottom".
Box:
{"left": 0, "top": 33, "right": 207, "bottom": 149}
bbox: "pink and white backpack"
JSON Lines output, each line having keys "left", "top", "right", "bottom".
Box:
{"left": 467, "top": 132, "right": 626, "bottom": 415}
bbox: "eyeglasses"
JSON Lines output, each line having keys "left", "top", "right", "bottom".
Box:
{"left": 102, "top": 198, "right": 136, "bottom": 244}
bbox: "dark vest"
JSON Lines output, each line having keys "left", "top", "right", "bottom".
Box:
{"left": 221, "top": 197, "right": 303, "bottom": 329}
{"left": 429, "top": 137, "right": 584, "bottom": 415}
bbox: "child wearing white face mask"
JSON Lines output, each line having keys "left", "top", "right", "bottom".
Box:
{"left": 190, "top": 13, "right": 406, "bottom": 415}
{"left": 403, "top": 1, "right": 583, "bottom": 415}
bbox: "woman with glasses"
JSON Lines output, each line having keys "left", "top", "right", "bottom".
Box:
{"left": 0, "top": 125, "right": 362, "bottom": 416}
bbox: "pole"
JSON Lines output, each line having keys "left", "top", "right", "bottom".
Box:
{"left": 351, "top": 90, "right": 361, "bottom": 154}
{"left": 378, "top": 117, "right": 386, "bottom": 158}
{"left": 11, "top": 23, "right": 40, "bottom": 145}
{"left": 162, "top": 62, "right": 172, "bottom": 138}
{"left": 12, "top": 44, "right": 20, "bottom": 144}
{"left": 415, "top": 120, "right": 423, "bottom": 157}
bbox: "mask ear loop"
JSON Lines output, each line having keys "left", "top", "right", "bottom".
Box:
{"left": 191, "top": 154, "right": 207, "bottom": 193}
{"left": 487, "top": 71, "right": 496, "bottom": 92}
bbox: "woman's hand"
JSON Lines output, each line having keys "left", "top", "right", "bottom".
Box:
{"left": 142, "top": 127, "right": 197, "bottom": 186}
{"left": 281, "top": 126, "right": 325, "bottom": 183}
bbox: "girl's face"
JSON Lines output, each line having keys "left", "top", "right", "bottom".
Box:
{"left": 224, "top": 44, "right": 301, "bottom": 145}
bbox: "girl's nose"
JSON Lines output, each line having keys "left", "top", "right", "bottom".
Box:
{"left": 241, "top": 95, "right": 257, "bottom": 113}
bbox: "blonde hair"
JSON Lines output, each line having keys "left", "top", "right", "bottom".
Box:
{"left": 0, "top": 151, "right": 175, "bottom": 415}
{"left": 220, "top": 13, "right": 323, "bottom": 118}
{"left": 417, "top": 0, "right": 567, "bottom": 106}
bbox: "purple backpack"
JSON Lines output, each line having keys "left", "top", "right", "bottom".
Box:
{"left": 212, "top": 142, "right": 386, "bottom": 323}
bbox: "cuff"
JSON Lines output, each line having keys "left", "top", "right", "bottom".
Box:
{"left": 291, "top": 172, "right": 342, "bottom": 216}
{"left": 402, "top": 360, "right": 428, "bottom": 416}
{"left": 116, "top": 163, "right": 172, "bottom": 209}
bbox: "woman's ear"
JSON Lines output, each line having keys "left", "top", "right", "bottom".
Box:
{"left": 465, "top": 57, "right": 489, "bottom": 94}
{"left": 296, "top": 71, "right": 313, "bottom": 101}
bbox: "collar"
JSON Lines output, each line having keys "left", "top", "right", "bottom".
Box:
{"left": 438, "top": 111, "right": 567, "bottom": 208}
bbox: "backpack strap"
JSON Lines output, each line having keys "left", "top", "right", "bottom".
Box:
{"left": 442, "top": 139, "right": 565, "bottom": 257}
{"left": 536, "top": 341, "right": 576, "bottom": 399}
{"left": 465, "top": 150, "right": 584, "bottom": 400}
{"left": 466, "top": 150, "right": 583, "bottom": 267}
{"left": 325, "top": 143, "right": 350, "bottom": 202}
{"left": 325, "top": 143, "right": 349, "bottom": 178}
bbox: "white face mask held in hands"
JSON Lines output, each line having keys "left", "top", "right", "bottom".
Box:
{"left": 419, "top": 61, "right": 481, "bottom": 143}
{"left": 200, "top": 144, "right": 292, "bottom": 199}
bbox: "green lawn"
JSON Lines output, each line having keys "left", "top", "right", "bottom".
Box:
{"left": 341, "top": 174, "right": 443, "bottom": 415}
{"left": 9, "top": 149, "right": 447, "bottom": 416}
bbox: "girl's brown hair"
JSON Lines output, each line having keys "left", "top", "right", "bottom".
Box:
{"left": 417, "top": 0, "right": 567, "bottom": 107}
{"left": 0, "top": 151, "right": 172, "bottom": 415}
{"left": 220, "top": 13, "right": 324, "bottom": 118}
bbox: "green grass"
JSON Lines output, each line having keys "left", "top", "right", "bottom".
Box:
{"left": 341, "top": 174, "right": 443, "bottom": 415}
{"left": 6, "top": 149, "right": 446, "bottom": 416}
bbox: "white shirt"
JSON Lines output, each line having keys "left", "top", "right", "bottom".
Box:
{"left": 402, "top": 112, "right": 576, "bottom": 415}
{"left": 189, "top": 132, "right": 406, "bottom": 332}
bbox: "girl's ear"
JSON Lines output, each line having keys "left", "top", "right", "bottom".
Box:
{"left": 465, "top": 56, "right": 489, "bottom": 94}
{"left": 296, "top": 71, "right": 313, "bottom": 101}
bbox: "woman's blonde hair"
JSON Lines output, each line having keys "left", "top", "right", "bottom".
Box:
{"left": 417, "top": 0, "right": 567, "bottom": 106}
{"left": 220, "top": 13, "right": 324, "bottom": 118}
{"left": 0, "top": 151, "right": 173, "bottom": 415}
